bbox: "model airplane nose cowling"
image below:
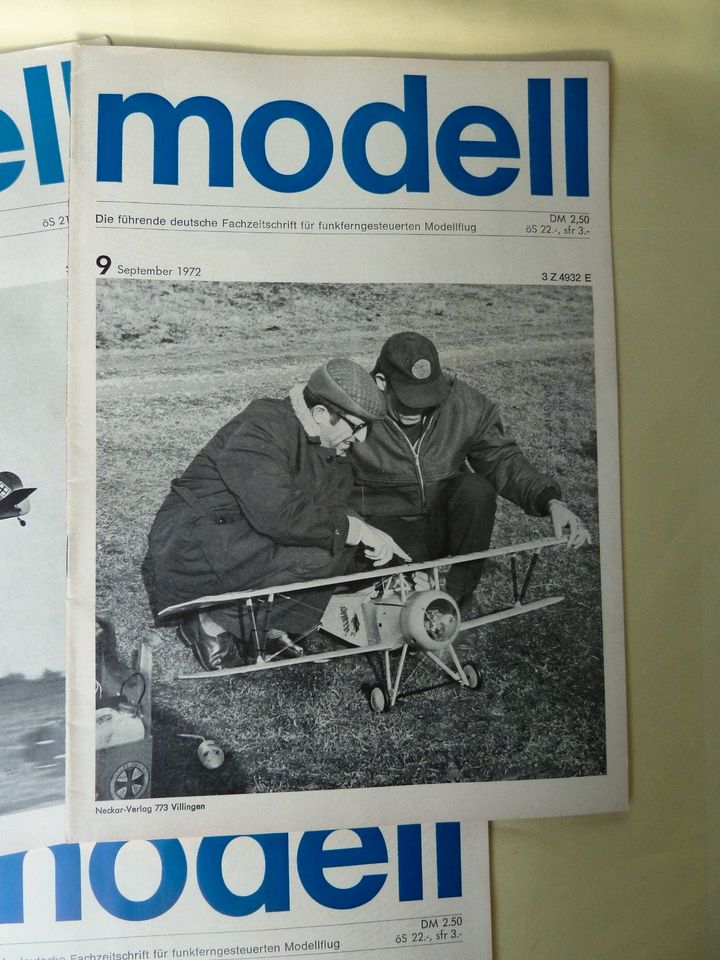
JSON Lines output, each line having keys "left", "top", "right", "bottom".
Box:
{"left": 0, "top": 471, "right": 22, "bottom": 490}
{"left": 400, "top": 589, "right": 461, "bottom": 651}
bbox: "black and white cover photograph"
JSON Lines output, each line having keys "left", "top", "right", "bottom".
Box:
{"left": 95, "top": 278, "right": 608, "bottom": 802}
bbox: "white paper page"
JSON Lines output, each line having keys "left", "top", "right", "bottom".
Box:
{"left": 0, "top": 41, "right": 72, "bottom": 854}
{"left": 68, "top": 44, "right": 627, "bottom": 843}
{"left": 0, "top": 821, "right": 491, "bottom": 960}
{"left": 0, "top": 37, "right": 108, "bottom": 856}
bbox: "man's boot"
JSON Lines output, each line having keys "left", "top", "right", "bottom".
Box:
{"left": 177, "top": 613, "right": 246, "bottom": 671}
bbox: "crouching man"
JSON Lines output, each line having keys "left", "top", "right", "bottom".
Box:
{"left": 349, "top": 332, "right": 590, "bottom": 615}
{"left": 144, "top": 359, "right": 410, "bottom": 670}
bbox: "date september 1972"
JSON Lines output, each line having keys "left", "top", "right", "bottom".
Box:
{"left": 95, "top": 255, "right": 202, "bottom": 278}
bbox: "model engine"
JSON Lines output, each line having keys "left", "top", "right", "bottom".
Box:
{"left": 322, "top": 575, "right": 460, "bottom": 652}
{"left": 399, "top": 589, "right": 461, "bottom": 650}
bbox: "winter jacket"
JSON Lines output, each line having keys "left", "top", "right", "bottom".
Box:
{"left": 144, "top": 387, "right": 355, "bottom": 613}
{"left": 349, "top": 377, "right": 561, "bottom": 520}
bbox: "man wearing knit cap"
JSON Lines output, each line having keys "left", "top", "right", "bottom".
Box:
{"left": 144, "top": 358, "right": 410, "bottom": 671}
{"left": 349, "top": 332, "right": 590, "bottom": 614}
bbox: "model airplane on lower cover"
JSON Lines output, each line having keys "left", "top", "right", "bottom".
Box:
{"left": 0, "top": 471, "right": 35, "bottom": 526}
{"left": 160, "top": 537, "right": 567, "bottom": 712}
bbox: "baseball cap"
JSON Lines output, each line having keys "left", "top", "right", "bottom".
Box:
{"left": 306, "top": 358, "right": 387, "bottom": 421}
{"left": 374, "top": 332, "right": 451, "bottom": 409}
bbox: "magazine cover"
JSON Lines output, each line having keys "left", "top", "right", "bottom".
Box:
{"left": 67, "top": 45, "right": 627, "bottom": 842}
{"left": 0, "top": 820, "right": 491, "bottom": 959}
{"left": 0, "top": 41, "right": 73, "bottom": 854}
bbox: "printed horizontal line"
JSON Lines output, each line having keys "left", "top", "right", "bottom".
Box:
{"left": 0, "top": 200, "right": 67, "bottom": 215}
{"left": 0, "top": 911, "right": 464, "bottom": 948}
{"left": 97, "top": 198, "right": 590, "bottom": 217}
{"left": 1, "top": 227, "right": 65, "bottom": 239}
{"left": 95, "top": 225, "right": 589, "bottom": 240}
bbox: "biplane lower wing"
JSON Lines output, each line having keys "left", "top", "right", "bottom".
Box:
{"left": 180, "top": 640, "right": 399, "bottom": 680}
{"left": 178, "top": 596, "right": 565, "bottom": 680}
{"left": 459, "top": 595, "right": 564, "bottom": 632}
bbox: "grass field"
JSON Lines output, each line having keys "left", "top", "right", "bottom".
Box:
{"left": 96, "top": 279, "right": 605, "bottom": 798}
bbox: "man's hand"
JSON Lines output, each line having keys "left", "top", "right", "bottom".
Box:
{"left": 548, "top": 499, "right": 591, "bottom": 549}
{"left": 358, "top": 521, "right": 412, "bottom": 567}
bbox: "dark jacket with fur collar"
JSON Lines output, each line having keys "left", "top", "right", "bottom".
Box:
{"left": 144, "top": 386, "right": 354, "bottom": 614}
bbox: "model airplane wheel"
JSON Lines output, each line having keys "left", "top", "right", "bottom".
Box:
{"left": 462, "top": 661, "right": 483, "bottom": 690}
{"left": 368, "top": 685, "right": 388, "bottom": 713}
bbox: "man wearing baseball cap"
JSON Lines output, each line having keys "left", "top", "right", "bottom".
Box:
{"left": 349, "top": 331, "right": 590, "bottom": 614}
{"left": 144, "top": 358, "right": 410, "bottom": 671}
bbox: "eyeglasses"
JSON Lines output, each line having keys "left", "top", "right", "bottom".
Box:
{"left": 337, "top": 414, "right": 369, "bottom": 440}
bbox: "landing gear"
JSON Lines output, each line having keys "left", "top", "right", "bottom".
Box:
{"left": 368, "top": 685, "right": 388, "bottom": 713}
{"left": 461, "top": 661, "right": 483, "bottom": 690}
{"left": 366, "top": 647, "right": 484, "bottom": 713}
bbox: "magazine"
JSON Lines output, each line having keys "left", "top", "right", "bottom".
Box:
{"left": 0, "top": 40, "right": 74, "bottom": 855}
{"left": 0, "top": 820, "right": 491, "bottom": 959}
{"left": 67, "top": 45, "right": 627, "bottom": 842}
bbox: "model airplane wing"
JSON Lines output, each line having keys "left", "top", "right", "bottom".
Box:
{"left": 180, "top": 641, "right": 400, "bottom": 680}
{"left": 0, "top": 485, "right": 36, "bottom": 519}
{"left": 159, "top": 536, "right": 566, "bottom": 619}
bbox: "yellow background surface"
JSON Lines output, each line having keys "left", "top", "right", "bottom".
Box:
{"left": 2, "top": 2, "right": 717, "bottom": 957}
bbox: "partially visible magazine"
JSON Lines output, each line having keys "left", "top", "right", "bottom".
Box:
{"left": 0, "top": 36, "right": 108, "bottom": 856}
{"left": 0, "top": 821, "right": 491, "bottom": 960}
{"left": 0, "top": 40, "right": 73, "bottom": 854}
{"left": 68, "top": 45, "right": 627, "bottom": 842}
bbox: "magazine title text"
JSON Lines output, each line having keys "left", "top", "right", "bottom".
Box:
{"left": 0, "top": 824, "right": 461, "bottom": 923}
{"left": 0, "top": 61, "right": 69, "bottom": 191}
{"left": 96, "top": 75, "right": 590, "bottom": 198}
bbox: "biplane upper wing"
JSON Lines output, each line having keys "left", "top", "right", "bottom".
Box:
{"left": 159, "top": 536, "right": 567, "bottom": 619}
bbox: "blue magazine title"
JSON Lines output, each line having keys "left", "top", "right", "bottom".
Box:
{"left": 0, "top": 60, "right": 69, "bottom": 192}
{"left": 0, "top": 824, "right": 462, "bottom": 923}
{"left": 0, "top": 64, "right": 590, "bottom": 198}
{"left": 95, "top": 75, "right": 590, "bottom": 198}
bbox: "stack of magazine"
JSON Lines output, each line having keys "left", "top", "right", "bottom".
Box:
{"left": 1, "top": 38, "right": 627, "bottom": 959}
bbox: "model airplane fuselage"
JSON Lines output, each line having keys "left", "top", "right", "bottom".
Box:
{"left": 0, "top": 472, "right": 36, "bottom": 526}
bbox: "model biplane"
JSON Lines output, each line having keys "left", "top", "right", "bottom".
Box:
{"left": 0, "top": 471, "right": 35, "bottom": 526}
{"left": 160, "top": 537, "right": 566, "bottom": 712}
